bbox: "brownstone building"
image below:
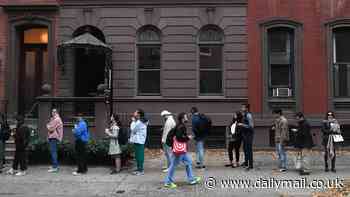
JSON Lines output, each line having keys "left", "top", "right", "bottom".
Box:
{"left": 0, "top": 0, "right": 248, "bottom": 148}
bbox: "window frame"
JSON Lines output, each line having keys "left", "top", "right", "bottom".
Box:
{"left": 136, "top": 26, "right": 162, "bottom": 96}
{"left": 332, "top": 27, "right": 350, "bottom": 98}
{"left": 198, "top": 26, "right": 224, "bottom": 96}
{"left": 260, "top": 20, "right": 303, "bottom": 112}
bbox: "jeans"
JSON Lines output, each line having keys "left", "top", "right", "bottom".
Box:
{"left": 195, "top": 140, "right": 205, "bottom": 166}
{"left": 75, "top": 140, "right": 88, "bottom": 173}
{"left": 162, "top": 143, "right": 172, "bottom": 169}
{"left": 49, "top": 138, "right": 59, "bottom": 169}
{"left": 243, "top": 132, "right": 254, "bottom": 168}
{"left": 164, "top": 153, "right": 195, "bottom": 184}
{"left": 296, "top": 149, "right": 312, "bottom": 173}
{"left": 0, "top": 140, "right": 4, "bottom": 169}
{"left": 276, "top": 143, "right": 287, "bottom": 169}
{"left": 134, "top": 143, "right": 145, "bottom": 172}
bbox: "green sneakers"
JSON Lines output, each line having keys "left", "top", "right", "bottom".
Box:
{"left": 189, "top": 176, "right": 201, "bottom": 185}
{"left": 164, "top": 182, "right": 177, "bottom": 189}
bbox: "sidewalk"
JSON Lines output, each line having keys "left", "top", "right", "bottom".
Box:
{"left": 0, "top": 150, "right": 350, "bottom": 197}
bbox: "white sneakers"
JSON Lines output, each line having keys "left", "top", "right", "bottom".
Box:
{"left": 162, "top": 168, "right": 169, "bottom": 173}
{"left": 6, "top": 168, "right": 26, "bottom": 176}
{"left": 48, "top": 167, "right": 59, "bottom": 173}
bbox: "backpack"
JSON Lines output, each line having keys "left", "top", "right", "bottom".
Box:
{"left": 198, "top": 114, "right": 212, "bottom": 134}
{"left": 165, "top": 127, "right": 177, "bottom": 147}
{"left": 118, "top": 127, "right": 129, "bottom": 145}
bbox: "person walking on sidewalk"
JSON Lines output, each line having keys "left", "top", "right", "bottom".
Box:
{"left": 46, "top": 109, "right": 63, "bottom": 173}
{"left": 294, "top": 112, "right": 314, "bottom": 175}
{"left": 129, "top": 109, "right": 148, "bottom": 176}
{"left": 272, "top": 109, "right": 289, "bottom": 172}
{"left": 225, "top": 111, "right": 243, "bottom": 168}
{"left": 239, "top": 103, "right": 254, "bottom": 171}
{"left": 321, "top": 111, "right": 340, "bottom": 173}
{"left": 164, "top": 112, "right": 201, "bottom": 189}
{"left": 160, "top": 110, "right": 176, "bottom": 173}
{"left": 7, "top": 115, "right": 30, "bottom": 176}
{"left": 105, "top": 113, "right": 122, "bottom": 174}
{"left": 72, "top": 114, "right": 90, "bottom": 176}
{"left": 191, "top": 107, "right": 211, "bottom": 169}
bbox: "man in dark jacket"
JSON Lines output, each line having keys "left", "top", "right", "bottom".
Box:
{"left": 7, "top": 115, "right": 30, "bottom": 176}
{"left": 294, "top": 112, "right": 314, "bottom": 175}
{"left": 191, "top": 107, "right": 209, "bottom": 169}
{"left": 0, "top": 113, "right": 8, "bottom": 173}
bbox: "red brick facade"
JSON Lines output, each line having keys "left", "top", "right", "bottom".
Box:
{"left": 248, "top": 0, "right": 350, "bottom": 117}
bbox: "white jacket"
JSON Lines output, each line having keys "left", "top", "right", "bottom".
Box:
{"left": 129, "top": 120, "right": 148, "bottom": 145}
{"left": 161, "top": 116, "right": 176, "bottom": 143}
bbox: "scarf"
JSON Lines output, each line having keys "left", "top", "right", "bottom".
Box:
{"left": 326, "top": 135, "right": 335, "bottom": 160}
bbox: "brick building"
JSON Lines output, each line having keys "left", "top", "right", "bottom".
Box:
{"left": 0, "top": 0, "right": 349, "bottom": 148}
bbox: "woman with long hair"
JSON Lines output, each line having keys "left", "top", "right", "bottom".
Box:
{"left": 322, "top": 111, "right": 340, "bottom": 173}
{"left": 105, "top": 113, "right": 122, "bottom": 174}
{"left": 225, "top": 111, "right": 243, "bottom": 168}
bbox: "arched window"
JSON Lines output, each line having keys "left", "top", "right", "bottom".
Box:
{"left": 332, "top": 26, "right": 350, "bottom": 97}
{"left": 198, "top": 26, "right": 223, "bottom": 95}
{"left": 137, "top": 26, "right": 161, "bottom": 95}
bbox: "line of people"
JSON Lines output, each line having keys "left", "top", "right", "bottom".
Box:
{"left": 0, "top": 104, "right": 344, "bottom": 186}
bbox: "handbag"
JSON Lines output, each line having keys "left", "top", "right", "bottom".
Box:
{"left": 332, "top": 134, "right": 344, "bottom": 143}
{"left": 172, "top": 136, "right": 187, "bottom": 155}
{"left": 294, "top": 152, "right": 302, "bottom": 170}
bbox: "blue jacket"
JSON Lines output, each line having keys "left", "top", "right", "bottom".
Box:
{"left": 73, "top": 120, "right": 90, "bottom": 143}
{"left": 192, "top": 114, "right": 209, "bottom": 141}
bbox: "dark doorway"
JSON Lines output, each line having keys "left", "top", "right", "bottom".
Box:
{"left": 73, "top": 26, "right": 106, "bottom": 115}
{"left": 18, "top": 27, "right": 48, "bottom": 116}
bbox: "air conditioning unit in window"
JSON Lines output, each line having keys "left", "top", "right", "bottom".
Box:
{"left": 272, "top": 88, "right": 292, "bottom": 97}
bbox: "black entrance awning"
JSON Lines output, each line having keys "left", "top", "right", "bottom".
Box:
{"left": 57, "top": 33, "right": 112, "bottom": 68}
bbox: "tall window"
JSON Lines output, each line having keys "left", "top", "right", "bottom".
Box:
{"left": 199, "top": 26, "right": 223, "bottom": 95}
{"left": 333, "top": 27, "right": 350, "bottom": 97}
{"left": 268, "top": 27, "right": 295, "bottom": 97}
{"left": 137, "top": 26, "right": 161, "bottom": 95}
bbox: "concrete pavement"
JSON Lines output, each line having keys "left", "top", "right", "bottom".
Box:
{"left": 0, "top": 150, "right": 349, "bottom": 197}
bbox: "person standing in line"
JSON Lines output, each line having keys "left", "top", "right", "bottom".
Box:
{"left": 164, "top": 112, "right": 201, "bottom": 189}
{"left": 105, "top": 113, "right": 122, "bottom": 174}
{"left": 46, "top": 109, "right": 63, "bottom": 173}
{"left": 190, "top": 107, "right": 210, "bottom": 169}
{"left": 225, "top": 111, "right": 243, "bottom": 168}
{"left": 294, "top": 112, "right": 314, "bottom": 175}
{"left": 239, "top": 103, "right": 254, "bottom": 171}
{"left": 0, "top": 113, "right": 10, "bottom": 173}
{"left": 72, "top": 114, "right": 90, "bottom": 176}
{"left": 7, "top": 115, "right": 30, "bottom": 176}
{"left": 272, "top": 109, "right": 289, "bottom": 172}
{"left": 321, "top": 111, "right": 340, "bottom": 173}
{"left": 129, "top": 109, "right": 148, "bottom": 176}
{"left": 160, "top": 110, "right": 176, "bottom": 173}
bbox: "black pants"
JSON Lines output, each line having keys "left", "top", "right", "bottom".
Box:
{"left": 324, "top": 146, "right": 336, "bottom": 170}
{"left": 13, "top": 149, "right": 27, "bottom": 171}
{"left": 228, "top": 139, "right": 242, "bottom": 163}
{"left": 243, "top": 132, "right": 254, "bottom": 168}
{"left": 75, "top": 140, "right": 88, "bottom": 173}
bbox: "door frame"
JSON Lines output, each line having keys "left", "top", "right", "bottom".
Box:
{"left": 7, "top": 16, "right": 55, "bottom": 117}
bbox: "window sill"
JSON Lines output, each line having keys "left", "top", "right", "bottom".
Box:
{"left": 267, "top": 98, "right": 296, "bottom": 109}
{"left": 333, "top": 98, "right": 350, "bottom": 109}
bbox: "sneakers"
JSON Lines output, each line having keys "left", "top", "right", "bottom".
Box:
{"left": 132, "top": 171, "right": 144, "bottom": 176}
{"left": 162, "top": 168, "right": 169, "bottom": 173}
{"left": 15, "top": 171, "right": 26, "bottom": 176}
{"left": 164, "top": 182, "right": 177, "bottom": 189}
{"left": 189, "top": 176, "right": 201, "bottom": 185}
{"left": 6, "top": 168, "right": 15, "bottom": 175}
{"left": 48, "top": 167, "right": 59, "bottom": 173}
{"left": 72, "top": 171, "right": 82, "bottom": 176}
{"left": 279, "top": 168, "right": 287, "bottom": 173}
